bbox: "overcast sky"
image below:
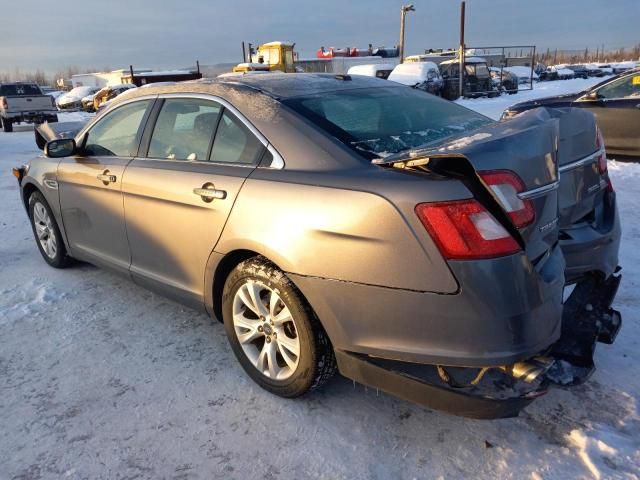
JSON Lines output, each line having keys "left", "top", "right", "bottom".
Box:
{"left": 3, "top": 0, "right": 638, "bottom": 72}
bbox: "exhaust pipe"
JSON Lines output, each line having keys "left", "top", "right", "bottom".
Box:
{"left": 501, "top": 357, "right": 554, "bottom": 383}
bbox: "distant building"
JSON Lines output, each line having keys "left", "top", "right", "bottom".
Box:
{"left": 71, "top": 69, "right": 152, "bottom": 88}
{"left": 121, "top": 70, "right": 202, "bottom": 86}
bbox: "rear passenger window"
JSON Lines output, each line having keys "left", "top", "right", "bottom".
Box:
{"left": 148, "top": 99, "right": 222, "bottom": 161}
{"left": 210, "top": 110, "right": 263, "bottom": 164}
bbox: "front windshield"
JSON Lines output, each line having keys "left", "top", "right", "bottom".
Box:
{"left": 475, "top": 64, "right": 490, "bottom": 77}
{"left": 284, "top": 86, "right": 492, "bottom": 159}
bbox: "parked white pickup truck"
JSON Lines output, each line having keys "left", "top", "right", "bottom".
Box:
{"left": 0, "top": 82, "right": 58, "bottom": 132}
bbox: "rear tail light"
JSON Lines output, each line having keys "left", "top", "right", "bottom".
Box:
{"left": 595, "top": 126, "right": 612, "bottom": 191}
{"left": 478, "top": 170, "right": 535, "bottom": 228}
{"left": 415, "top": 200, "right": 520, "bottom": 260}
{"left": 595, "top": 127, "right": 608, "bottom": 175}
{"left": 595, "top": 125, "right": 604, "bottom": 150}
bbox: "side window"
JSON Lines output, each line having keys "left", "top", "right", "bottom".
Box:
{"left": 268, "top": 48, "right": 280, "bottom": 65}
{"left": 210, "top": 110, "right": 264, "bottom": 165}
{"left": 285, "top": 49, "right": 294, "bottom": 66}
{"left": 147, "top": 98, "right": 222, "bottom": 161}
{"left": 84, "top": 100, "right": 150, "bottom": 157}
{"left": 597, "top": 75, "right": 640, "bottom": 99}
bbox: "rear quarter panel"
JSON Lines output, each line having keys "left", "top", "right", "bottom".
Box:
{"left": 215, "top": 166, "right": 472, "bottom": 293}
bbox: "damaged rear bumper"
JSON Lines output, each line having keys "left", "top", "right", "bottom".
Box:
{"left": 547, "top": 271, "right": 622, "bottom": 386}
{"left": 336, "top": 272, "right": 622, "bottom": 419}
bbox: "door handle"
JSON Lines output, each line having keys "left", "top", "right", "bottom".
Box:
{"left": 97, "top": 171, "right": 117, "bottom": 184}
{"left": 194, "top": 184, "right": 226, "bottom": 203}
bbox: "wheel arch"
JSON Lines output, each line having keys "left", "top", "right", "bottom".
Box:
{"left": 21, "top": 179, "right": 72, "bottom": 254}
{"left": 209, "top": 249, "right": 260, "bottom": 322}
{"left": 21, "top": 181, "right": 40, "bottom": 211}
{"left": 206, "top": 248, "right": 327, "bottom": 334}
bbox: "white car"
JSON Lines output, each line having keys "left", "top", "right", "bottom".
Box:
{"left": 56, "top": 86, "right": 100, "bottom": 110}
{"left": 347, "top": 64, "right": 396, "bottom": 80}
{"left": 388, "top": 62, "right": 443, "bottom": 95}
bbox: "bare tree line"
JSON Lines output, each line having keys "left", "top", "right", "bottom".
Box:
{"left": 0, "top": 65, "right": 113, "bottom": 87}
{"left": 537, "top": 44, "right": 640, "bottom": 66}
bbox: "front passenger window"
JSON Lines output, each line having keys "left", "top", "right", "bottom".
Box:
{"left": 597, "top": 75, "right": 640, "bottom": 99}
{"left": 84, "top": 100, "right": 150, "bottom": 157}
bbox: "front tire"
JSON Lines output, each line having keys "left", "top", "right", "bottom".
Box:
{"left": 28, "top": 191, "right": 71, "bottom": 268}
{"left": 222, "top": 257, "right": 336, "bottom": 398}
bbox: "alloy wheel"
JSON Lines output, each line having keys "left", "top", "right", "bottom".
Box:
{"left": 32, "top": 202, "right": 57, "bottom": 259}
{"left": 232, "top": 280, "right": 301, "bottom": 380}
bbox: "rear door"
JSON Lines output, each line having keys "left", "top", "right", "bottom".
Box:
{"left": 122, "top": 95, "right": 266, "bottom": 308}
{"left": 57, "top": 98, "right": 153, "bottom": 273}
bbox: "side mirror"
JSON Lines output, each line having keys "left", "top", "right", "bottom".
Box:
{"left": 44, "top": 138, "right": 76, "bottom": 158}
{"left": 580, "top": 91, "right": 600, "bottom": 101}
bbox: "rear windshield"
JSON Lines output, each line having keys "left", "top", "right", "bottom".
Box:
{"left": 0, "top": 84, "right": 42, "bottom": 96}
{"left": 283, "top": 86, "right": 491, "bottom": 159}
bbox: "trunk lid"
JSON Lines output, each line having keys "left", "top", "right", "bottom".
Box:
{"left": 379, "top": 108, "right": 562, "bottom": 264}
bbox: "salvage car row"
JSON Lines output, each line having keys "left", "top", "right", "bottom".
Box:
{"left": 0, "top": 82, "right": 141, "bottom": 133}
{"left": 347, "top": 58, "right": 637, "bottom": 99}
{"left": 13, "top": 73, "right": 623, "bottom": 418}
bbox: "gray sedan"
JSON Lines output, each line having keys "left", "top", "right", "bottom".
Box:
{"left": 13, "top": 74, "right": 621, "bottom": 418}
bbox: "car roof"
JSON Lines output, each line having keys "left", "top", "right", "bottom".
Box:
{"left": 215, "top": 73, "right": 394, "bottom": 98}
{"left": 113, "top": 73, "right": 395, "bottom": 103}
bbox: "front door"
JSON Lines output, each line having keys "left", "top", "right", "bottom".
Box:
{"left": 578, "top": 73, "right": 640, "bottom": 155}
{"left": 57, "top": 99, "right": 153, "bottom": 273}
{"left": 121, "top": 97, "right": 266, "bottom": 307}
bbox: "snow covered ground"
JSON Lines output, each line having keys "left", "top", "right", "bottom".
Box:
{"left": 0, "top": 83, "right": 639, "bottom": 479}
{"left": 456, "top": 76, "right": 605, "bottom": 119}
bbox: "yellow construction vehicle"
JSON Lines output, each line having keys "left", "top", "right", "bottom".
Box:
{"left": 233, "top": 41, "right": 296, "bottom": 73}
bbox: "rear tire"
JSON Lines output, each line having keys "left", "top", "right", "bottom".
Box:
{"left": 28, "top": 191, "right": 71, "bottom": 268}
{"left": 222, "top": 256, "right": 336, "bottom": 398}
{"left": 3, "top": 118, "right": 12, "bottom": 132}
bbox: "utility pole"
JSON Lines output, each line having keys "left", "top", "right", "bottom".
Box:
{"left": 458, "top": 1, "right": 466, "bottom": 99}
{"left": 399, "top": 4, "right": 415, "bottom": 64}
